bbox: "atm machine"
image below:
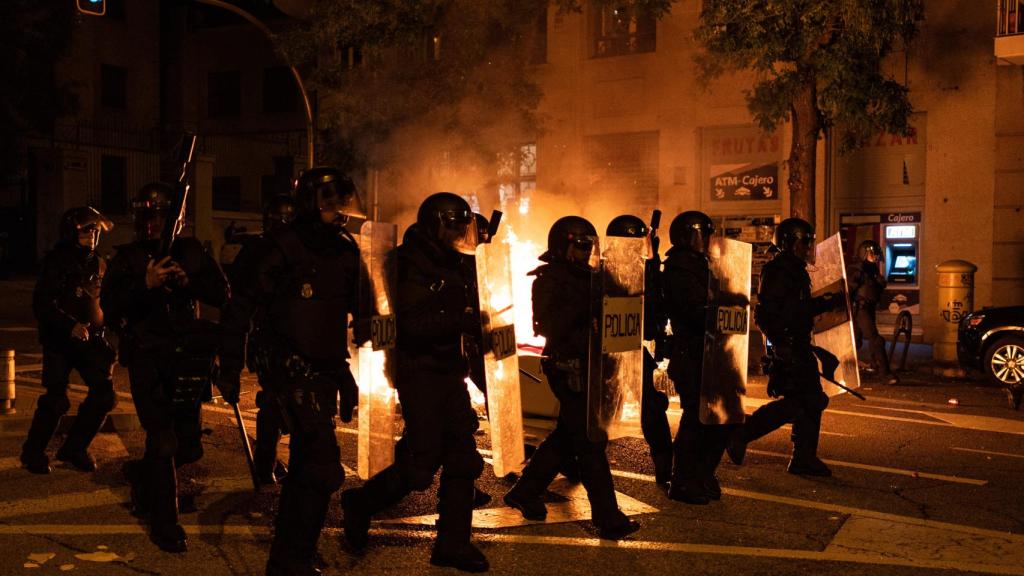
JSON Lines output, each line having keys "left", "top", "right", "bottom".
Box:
{"left": 883, "top": 223, "right": 919, "bottom": 285}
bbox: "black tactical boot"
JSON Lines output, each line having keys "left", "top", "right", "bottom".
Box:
{"left": 473, "top": 486, "right": 492, "bottom": 508}
{"left": 430, "top": 539, "right": 489, "bottom": 573}
{"left": 150, "top": 522, "right": 188, "bottom": 553}
{"left": 503, "top": 489, "right": 547, "bottom": 521}
{"left": 703, "top": 474, "right": 722, "bottom": 501}
{"left": 598, "top": 518, "right": 641, "bottom": 540}
{"left": 725, "top": 427, "right": 747, "bottom": 466}
{"left": 667, "top": 480, "right": 710, "bottom": 505}
{"left": 340, "top": 488, "right": 371, "bottom": 553}
{"left": 20, "top": 450, "right": 51, "bottom": 475}
{"left": 787, "top": 455, "right": 832, "bottom": 477}
{"left": 56, "top": 445, "right": 97, "bottom": 472}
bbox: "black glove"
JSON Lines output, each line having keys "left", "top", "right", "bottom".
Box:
{"left": 216, "top": 371, "right": 241, "bottom": 404}
{"left": 337, "top": 368, "right": 359, "bottom": 423}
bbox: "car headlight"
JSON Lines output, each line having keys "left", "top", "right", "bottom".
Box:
{"left": 967, "top": 314, "right": 985, "bottom": 327}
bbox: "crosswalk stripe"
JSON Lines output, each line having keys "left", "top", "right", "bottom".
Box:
{"left": 951, "top": 447, "right": 1024, "bottom": 460}
{"left": 743, "top": 449, "right": 988, "bottom": 485}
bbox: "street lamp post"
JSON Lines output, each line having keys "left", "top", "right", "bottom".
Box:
{"left": 194, "top": 0, "right": 315, "bottom": 169}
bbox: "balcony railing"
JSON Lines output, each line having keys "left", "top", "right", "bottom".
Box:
{"left": 998, "top": 0, "right": 1023, "bottom": 36}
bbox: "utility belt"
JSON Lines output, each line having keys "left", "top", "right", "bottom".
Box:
{"left": 164, "top": 343, "right": 217, "bottom": 411}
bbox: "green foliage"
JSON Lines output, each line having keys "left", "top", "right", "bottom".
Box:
{"left": 279, "top": 0, "right": 552, "bottom": 173}
{"left": 0, "top": 0, "right": 77, "bottom": 178}
{"left": 696, "top": 0, "right": 923, "bottom": 151}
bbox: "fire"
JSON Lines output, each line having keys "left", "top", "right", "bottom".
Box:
{"left": 503, "top": 225, "right": 545, "bottom": 350}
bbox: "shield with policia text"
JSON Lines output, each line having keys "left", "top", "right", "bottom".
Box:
{"left": 474, "top": 231, "right": 526, "bottom": 478}
{"left": 810, "top": 233, "right": 861, "bottom": 397}
{"left": 356, "top": 221, "right": 399, "bottom": 479}
{"left": 700, "top": 237, "right": 752, "bottom": 425}
{"left": 587, "top": 235, "right": 645, "bottom": 442}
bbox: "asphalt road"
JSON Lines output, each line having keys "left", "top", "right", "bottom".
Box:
{"left": 2, "top": 280, "right": 1023, "bottom": 576}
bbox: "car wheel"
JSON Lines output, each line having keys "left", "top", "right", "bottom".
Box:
{"left": 984, "top": 336, "right": 1024, "bottom": 387}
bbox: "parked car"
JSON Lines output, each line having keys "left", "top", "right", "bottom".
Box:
{"left": 958, "top": 306, "right": 1024, "bottom": 409}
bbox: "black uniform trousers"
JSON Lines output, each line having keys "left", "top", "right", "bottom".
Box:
{"left": 268, "top": 374, "right": 344, "bottom": 567}
{"left": 511, "top": 369, "right": 628, "bottom": 531}
{"left": 127, "top": 349, "right": 206, "bottom": 529}
{"left": 254, "top": 385, "right": 284, "bottom": 478}
{"left": 668, "top": 344, "right": 728, "bottom": 489}
{"left": 23, "top": 336, "right": 117, "bottom": 456}
{"left": 854, "top": 303, "right": 892, "bottom": 376}
{"left": 740, "top": 347, "right": 829, "bottom": 459}
{"left": 640, "top": 350, "right": 672, "bottom": 458}
{"left": 357, "top": 369, "right": 483, "bottom": 547}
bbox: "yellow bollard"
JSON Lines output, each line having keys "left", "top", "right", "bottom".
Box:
{"left": 1, "top": 349, "right": 14, "bottom": 415}
{"left": 934, "top": 260, "right": 977, "bottom": 362}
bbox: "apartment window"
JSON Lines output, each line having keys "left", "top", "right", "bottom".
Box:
{"left": 584, "top": 131, "right": 659, "bottom": 209}
{"left": 100, "top": 65, "right": 127, "bottom": 110}
{"left": 208, "top": 70, "right": 241, "bottom": 117}
{"left": 263, "top": 66, "right": 297, "bottom": 114}
{"left": 999, "top": 0, "right": 1024, "bottom": 35}
{"left": 498, "top": 143, "right": 537, "bottom": 213}
{"left": 212, "top": 176, "right": 242, "bottom": 211}
{"left": 100, "top": 155, "right": 128, "bottom": 214}
{"left": 590, "top": 2, "right": 656, "bottom": 58}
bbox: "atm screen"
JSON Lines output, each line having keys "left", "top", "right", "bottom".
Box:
{"left": 893, "top": 255, "right": 916, "bottom": 269}
{"left": 887, "top": 243, "right": 918, "bottom": 284}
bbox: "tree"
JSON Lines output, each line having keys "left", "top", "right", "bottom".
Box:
{"left": 695, "top": 0, "right": 923, "bottom": 223}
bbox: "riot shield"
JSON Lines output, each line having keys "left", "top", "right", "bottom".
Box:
{"left": 587, "top": 236, "right": 645, "bottom": 442}
{"left": 700, "top": 237, "right": 751, "bottom": 425}
{"left": 356, "top": 221, "right": 399, "bottom": 480}
{"left": 810, "top": 233, "right": 861, "bottom": 397}
{"left": 474, "top": 232, "right": 526, "bottom": 478}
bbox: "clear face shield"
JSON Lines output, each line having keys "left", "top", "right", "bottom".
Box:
{"left": 75, "top": 209, "right": 113, "bottom": 250}
{"left": 317, "top": 180, "right": 367, "bottom": 229}
{"left": 437, "top": 208, "right": 479, "bottom": 255}
{"left": 566, "top": 234, "right": 600, "bottom": 271}
{"left": 794, "top": 232, "right": 816, "bottom": 263}
{"left": 689, "top": 223, "right": 715, "bottom": 255}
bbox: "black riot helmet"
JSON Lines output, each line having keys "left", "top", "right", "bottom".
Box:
{"left": 132, "top": 181, "right": 176, "bottom": 241}
{"left": 60, "top": 206, "right": 113, "bottom": 250}
{"left": 669, "top": 211, "right": 715, "bottom": 254}
{"left": 263, "top": 194, "right": 297, "bottom": 233}
{"left": 775, "top": 218, "right": 815, "bottom": 259}
{"left": 416, "top": 192, "right": 478, "bottom": 255}
{"left": 293, "top": 167, "right": 366, "bottom": 228}
{"left": 543, "top": 215, "right": 599, "bottom": 271}
{"left": 858, "top": 239, "right": 882, "bottom": 262}
{"left": 606, "top": 214, "right": 648, "bottom": 238}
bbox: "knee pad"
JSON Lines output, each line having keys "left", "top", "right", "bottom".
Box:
{"left": 39, "top": 393, "right": 72, "bottom": 416}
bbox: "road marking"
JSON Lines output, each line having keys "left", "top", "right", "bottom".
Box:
{"left": 380, "top": 478, "right": 657, "bottom": 529}
{"left": 362, "top": 528, "right": 1024, "bottom": 576}
{"left": 742, "top": 449, "right": 988, "bottom": 485}
{"left": 951, "top": 447, "right": 1024, "bottom": 460}
{"left": 779, "top": 424, "right": 855, "bottom": 438}
{"left": 0, "top": 524, "right": 269, "bottom": 537}
{"left": 0, "top": 326, "right": 36, "bottom": 332}
{"left": 14, "top": 363, "right": 42, "bottom": 372}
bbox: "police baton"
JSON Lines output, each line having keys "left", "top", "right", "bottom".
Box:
{"left": 231, "top": 402, "right": 262, "bottom": 492}
{"left": 519, "top": 368, "right": 542, "bottom": 383}
{"left": 818, "top": 373, "right": 867, "bottom": 401}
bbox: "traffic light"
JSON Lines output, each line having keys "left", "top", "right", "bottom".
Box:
{"left": 76, "top": 0, "right": 106, "bottom": 16}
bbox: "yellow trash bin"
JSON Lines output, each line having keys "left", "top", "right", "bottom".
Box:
{"left": 1, "top": 349, "right": 14, "bottom": 415}
{"left": 934, "top": 260, "right": 977, "bottom": 362}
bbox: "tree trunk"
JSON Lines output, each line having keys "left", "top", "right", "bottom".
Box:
{"left": 787, "top": 82, "right": 819, "bottom": 223}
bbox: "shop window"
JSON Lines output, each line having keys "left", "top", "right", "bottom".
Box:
{"left": 212, "top": 176, "right": 242, "bottom": 211}
{"left": 100, "top": 64, "right": 127, "bottom": 111}
{"left": 208, "top": 70, "right": 241, "bottom": 117}
{"left": 590, "top": 2, "right": 656, "bottom": 58}
{"left": 263, "top": 66, "right": 297, "bottom": 115}
{"left": 100, "top": 155, "right": 127, "bottom": 214}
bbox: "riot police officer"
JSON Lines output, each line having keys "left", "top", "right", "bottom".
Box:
{"left": 726, "top": 218, "right": 834, "bottom": 477}
{"left": 341, "top": 193, "right": 489, "bottom": 573}
{"left": 219, "top": 168, "right": 362, "bottom": 576}
{"left": 226, "top": 194, "right": 297, "bottom": 485}
{"left": 502, "top": 216, "right": 640, "bottom": 540}
{"left": 102, "top": 182, "right": 229, "bottom": 553}
{"left": 849, "top": 240, "right": 898, "bottom": 385}
{"left": 21, "top": 207, "right": 117, "bottom": 474}
{"left": 606, "top": 214, "right": 672, "bottom": 485}
{"left": 661, "top": 211, "right": 732, "bottom": 503}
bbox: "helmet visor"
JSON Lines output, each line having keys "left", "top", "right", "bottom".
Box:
{"left": 319, "top": 183, "right": 367, "bottom": 221}
{"left": 438, "top": 210, "right": 478, "bottom": 255}
{"left": 566, "top": 234, "right": 600, "bottom": 270}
